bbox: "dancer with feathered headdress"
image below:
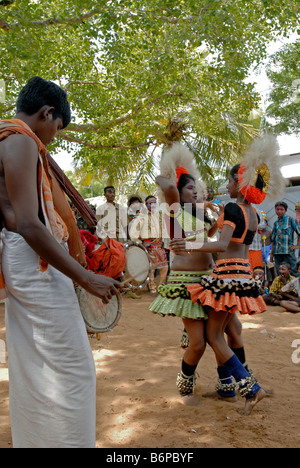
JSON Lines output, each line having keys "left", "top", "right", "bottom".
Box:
{"left": 150, "top": 142, "right": 216, "bottom": 406}
{"left": 170, "top": 133, "right": 286, "bottom": 415}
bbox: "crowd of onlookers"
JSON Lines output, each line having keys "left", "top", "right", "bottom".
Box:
{"left": 251, "top": 200, "right": 300, "bottom": 313}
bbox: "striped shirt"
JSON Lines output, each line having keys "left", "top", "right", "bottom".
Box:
{"left": 271, "top": 215, "right": 300, "bottom": 255}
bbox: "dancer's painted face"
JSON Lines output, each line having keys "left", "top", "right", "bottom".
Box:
{"left": 180, "top": 180, "right": 198, "bottom": 205}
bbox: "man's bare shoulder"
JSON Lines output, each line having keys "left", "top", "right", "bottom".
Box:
{"left": 0, "top": 133, "right": 39, "bottom": 162}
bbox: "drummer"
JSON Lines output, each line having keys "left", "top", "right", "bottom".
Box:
{"left": 0, "top": 77, "right": 121, "bottom": 448}
{"left": 129, "top": 195, "right": 169, "bottom": 296}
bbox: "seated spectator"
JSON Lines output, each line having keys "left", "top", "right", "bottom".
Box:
{"left": 281, "top": 260, "right": 300, "bottom": 302}
{"left": 253, "top": 266, "right": 269, "bottom": 293}
{"left": 269, "top": 263, "right": 296, "bottom": 296}
{"left": 262, "top": 262, "right": 300, "bottom": 313}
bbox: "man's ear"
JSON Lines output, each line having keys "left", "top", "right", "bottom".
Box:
{"left": 40, "top": 105, "right": 55, "bottom": 121}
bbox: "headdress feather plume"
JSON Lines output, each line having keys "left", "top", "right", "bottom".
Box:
{"left": 238, "top": 133, "right": 287, "bottom": 204}
{"left": 157, "top": 143, "right": 206, "bottom": 202}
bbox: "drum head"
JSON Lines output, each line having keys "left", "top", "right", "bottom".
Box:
{"left": 123, "top": 242, "right": 151, "bottom": 288}
{"left": 76, "top": 287, "right": 122, "bottom": 333}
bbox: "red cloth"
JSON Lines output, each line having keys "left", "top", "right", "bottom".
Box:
{"left": 79, "top": 230, "right": 97, "bottom": 271}
{"left": 92, "top": 238, "right": 126, "bottom": 279}
{"left": 79, "top": 231, "right": 126, "bottom": 278}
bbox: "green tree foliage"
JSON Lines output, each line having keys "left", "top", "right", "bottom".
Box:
{"left": 265, "top": 39, "right": 300, "bottom": 135}
{"left": 0, "top": 0, "right": 299, "bottom": 190}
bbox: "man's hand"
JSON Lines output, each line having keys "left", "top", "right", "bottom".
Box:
{"left": 279, "top": 275, "right": 288, "bottom": 285}
{"left": 83, "top": 272, "right": 121, "bottom": 304}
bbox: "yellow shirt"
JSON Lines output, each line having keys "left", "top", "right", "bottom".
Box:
{"left": 270, "top": 275, "right": 296, "bottom": 295}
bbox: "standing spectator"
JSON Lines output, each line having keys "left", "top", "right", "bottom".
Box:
{"left": 261, "top": 227, "right": 276, "bottom": 284}
{"left": 206, "top": 186, "right": 221, "bottom": 206}
{"left": 96, "top": 186, "right": 127, "bottom": 243}
{"left": 248, "top": 209, "right": 267, "bottom": 272}
{"left": 127, "top": 194, "right": 143, "bottom": 224}
{"left": 129, "top": 195, "right": 169, "bottom": 295}
{"left": 74, "top": 201, "right": 97, "bottom": 235}
{"left": 295, "top": 202, "right": 300, "bottom": 224}
{"left": 270, "top": 201, "right": 300, "bottom": 276}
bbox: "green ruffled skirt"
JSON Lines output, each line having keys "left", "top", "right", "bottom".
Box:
{"left": 149, "top": 270, "right": 211, "bottom": 320}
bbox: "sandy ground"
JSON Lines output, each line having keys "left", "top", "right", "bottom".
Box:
{"left": 1, "top": 292, "right": 300, "bottom": 449}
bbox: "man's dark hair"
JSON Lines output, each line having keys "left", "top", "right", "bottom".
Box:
{"left": 104, "top": 186, "right": 115, "bottom": 193}
{"left": 279, "top": 262, "right": 291, "bottom": 271}
{"left": 128, "top": 195, "right": 142, "bottom": 206}
{"left": 145, "top": 195, "right": 156, "bottom": 202}
{"left": 16, "top": 76, "right": 71, "bottom": 129}
{"left": 275, "top": 201, "right": 288, "bottom": 211}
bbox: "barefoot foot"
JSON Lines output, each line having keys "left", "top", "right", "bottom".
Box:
{"left": 262, "top": 387, "right": 273, "bottom": 396}
{"left": 237, "top": 389, "right": 266, "bottom": 415}
{"left": 181, "top": 394, "right": 202, "bottom": 406}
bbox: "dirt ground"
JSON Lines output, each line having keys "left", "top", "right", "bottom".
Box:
{"left": 1, "top": 292, "right": 300, "bottom": 449}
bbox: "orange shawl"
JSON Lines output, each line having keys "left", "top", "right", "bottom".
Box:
{"left": 0, "top": 119, "right": 69, "bottom": 299}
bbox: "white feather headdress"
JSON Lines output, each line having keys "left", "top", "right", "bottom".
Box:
{"left": 238, "top": 133, "right": 287, "bottom": 204}
{"left": 157, "top": 143, "right": 206, "bottom": 202}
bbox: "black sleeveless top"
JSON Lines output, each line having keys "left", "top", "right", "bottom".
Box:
{"left": 220, "top": 203, "right": 258, "bottom": 245}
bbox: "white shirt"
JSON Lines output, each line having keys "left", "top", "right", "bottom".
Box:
{"left": 96, "top": 202, "right": 127, "bottom": 240}
{"left": 281, "top": 277, "right": 300, "bottom": 296}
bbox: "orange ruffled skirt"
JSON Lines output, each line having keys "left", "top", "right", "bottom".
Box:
{"left": 187, "top": 258, "right": 266, "bottom": 315}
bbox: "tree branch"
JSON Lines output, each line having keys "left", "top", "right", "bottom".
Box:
{"left": 64, "top": 80, "right": 111, "bottom": 91}
{"left": 0, "top": 7, "right": 103, "bottom": 31}
{"left": 0, "top": 5, "right": 188, "bottom": 32}
{"left": 0, "top": 0, "right": 15, "bottom": 6}
{"left": 0, "top": 18, "right": 9, "bottom": 30}
{"left": 0, "top": 103, "right": 15, "bottom": 116}
{"left": 65, "top": 84, "right": 180, "bottom": 134}
{"left": 58, "top": 132, "right": 152, "bottom": 150}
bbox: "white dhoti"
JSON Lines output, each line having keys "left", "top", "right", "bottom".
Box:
{"left": 2, "top": 230, "right": 96, "bottom": 448}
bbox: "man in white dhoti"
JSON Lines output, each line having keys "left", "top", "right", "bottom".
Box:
{"left": 0, "top": 77, "right": 120, "bottom": 448}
